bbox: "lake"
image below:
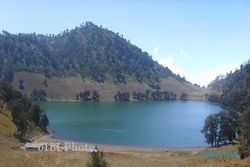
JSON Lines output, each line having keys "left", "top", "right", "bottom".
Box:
{"left": 40, "top": 101, "right": 222, "bottom": 148}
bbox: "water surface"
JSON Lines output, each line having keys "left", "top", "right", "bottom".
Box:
{"left": 40, "top": 101, "right": 222, "bottom": 148}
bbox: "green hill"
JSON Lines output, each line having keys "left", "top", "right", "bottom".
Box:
{"left": 205, "top": 60, "right": 250, "bottom": 158}
{"left": 0, "top": 22, "right": 208, "bottom": 101}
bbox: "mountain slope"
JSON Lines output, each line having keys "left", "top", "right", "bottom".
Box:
{"left": 11, "top": 71, "right": 208, "bottom": 101}
{"left": 208, "top": 60, "right": 250, "bottom": 109}
{"left": 0, "top": 22, "right": 208, "bottom": 101}
{"left": 207, "top": 60, "right": 250, "bottom": 158}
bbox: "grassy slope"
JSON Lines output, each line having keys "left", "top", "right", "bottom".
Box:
{"left": 0, "top": 113, "right": 16, "bottom": 136}
{"left": 0, "top": 136, "right": 249, "bottom": 167}
{"left": 12, "top": 72, "right": 211, "bottom": 101}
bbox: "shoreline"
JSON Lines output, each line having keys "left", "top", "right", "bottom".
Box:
{"left": 43, "top": 98, "right": 208, "bottom": 103}
{"left": 34, "top": 133, "right": 206, "bottom": 153}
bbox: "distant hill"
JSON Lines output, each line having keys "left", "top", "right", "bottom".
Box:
{"left": 208, "top": 60, "right": 250, "bottom": 109}
{"left": 0, "top": 22, "right": 208, "bottom": 101}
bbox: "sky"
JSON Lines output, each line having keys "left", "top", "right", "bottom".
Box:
{"left": 0, "top": 0, "right": 249, "bottom": 86}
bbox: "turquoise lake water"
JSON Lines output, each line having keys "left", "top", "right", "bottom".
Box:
{"left": 40, "top": 101, "right": 222, "bottom": 148}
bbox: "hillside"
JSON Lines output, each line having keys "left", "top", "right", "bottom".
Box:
{"left": 0, "top": 80, "right": 48, "bottom": 140}
{"left": 0, "top": 22, "right": 208, "bottom": 101}
{"left": 208, "top": 60, "right": 250, "bottom": 109}
{"left": 205, "top": 60, "right": 250, "bottom": 158}
{"left": 11, "top": 71, "right": 208, "bottom": 101}
{"left": 0, "top": 113, "right": 16, "bottom": 136}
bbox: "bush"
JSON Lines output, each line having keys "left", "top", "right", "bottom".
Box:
{"left": 30, "top": 89, "right": 47, "bottom": 101}
{"left": 207, "top": 94, "right": 220, "bottom": 103}
{"left": 86, "top": 147, "right": 109, "bottom": 167}
{"left": 180, "top": 93, "right": 188, "bottom": 100}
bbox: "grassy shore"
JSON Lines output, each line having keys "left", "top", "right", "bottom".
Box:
{"left": 0, "top": 134, "right": 249, "bottom": 167}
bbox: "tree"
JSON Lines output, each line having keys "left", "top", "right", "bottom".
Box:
{"left": 207, "top": 94, "right": 220, "bottom": 103}
{"left": 0, "top": 80, "right": 13, "bottom": 102}
{"left": 0, "top": 80, "right": 49, "bottom": 139}
{"left": 43, "top": 79, "right": 48, "bottom": 87}
{"left": 201, "top": 114, "right": 219, "bottom": 147}
{"left": 207, "top": 61, "right": 250, "bottom": 158}
{"left": 201, "top": 111, "right": 239, "bottom": 147}
{"left": 113, "top": 91, "right": 130, "bottom": 101}
{"left": 218, "top": 111, "right": 237, "bottom": 144}
{"left": 9, "top": 100, "right": 29, "bottom": 139}
{"left": 92, "top": 90, "right": 100, "bottom": 102}
{"left": 39, "top": 112, "right": 49, "bottom": 132}
{"left": 30, "top": 104, "right": 41, "bottom": 125}
{"left": 239, "top": 110, "right": 250, "bottom": 159}
{"left": 86, "top": 147, "right": 109, "bottom": 167}
{"left": 79, "top": 91, "right": 91, "bottom": 101}
{"left": 30, "top": 89, "right": 47, "bottom": 101}
{"left": 3, "top": 66, "right": 14, "bottom": 83}
{"left": 0, "top": 54, "right": 4, "bottom": 78}
{"left": 180, "top": 93, "right": 188, "bottom": 100}
{"left": 18, "top": 79, "right": 24, "bottom": 90}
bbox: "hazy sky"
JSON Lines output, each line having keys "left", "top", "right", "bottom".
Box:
{"left": 0, "top": 0, "right": 249, "bottom": 86}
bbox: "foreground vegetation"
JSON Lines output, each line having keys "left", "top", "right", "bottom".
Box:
{"left": 0, "top": 135, "right": 250, "bottom": 167}
{"left": 86, "top": 147, "right": 109, "bottom": 167}
{"left": 0, "top": 79, "right": 48, "bottom": 140}
{"left": 202, "top": 60, "right": 250, "bottom": 158}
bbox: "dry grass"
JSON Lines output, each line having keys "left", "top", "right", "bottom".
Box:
{"left": 12, "top": 72, "right": 211, "bottom": 101}
{"left": 0, "top": 114, "right": 16, "bottom": 136}
{"left": 0, "top": 136, "right": 249, "bottom": 167}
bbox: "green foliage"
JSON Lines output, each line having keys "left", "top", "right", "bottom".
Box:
{"left": 42, "top": 79, "right": 48, "bottom": 87}
{"left": 8, "top": 98, "right": 29, "bottom": 139}
{"left": 206, "top": 60, "right": 250, "bottom": 158}
{"left": 114, "top": 91, "right": 130, "bottom": 101}
{"left": 218, "top": 111, "right": 238, "bottom": 144}
{"left": 0, "top": 80, "right": 49, "bottom": 140}
{"left": 201, "top": 112, "right": 237, "bottom": 147}
{"left": 79, "top": 91, "right": 91, "bottom": 101}
{"left": 180, "top": 92, "right": 188, "bottom": 100}
{"left": 30, "top": 89, "right": 47, "bottom": 101}
{"left": 209, "top": 61, "right": 250, "bottom": 111}
{"left": 0, "top": 80, "right": 13, "bottom": 101}
{"left": 86, "top": 147, "right": 109, "bottom": 167}
{"left": 201, "top": 114, "right": 219, "bottom": 147}
{"left": 3, "top": 65, "right": 14, "bottom": 83}
{"left": 30, "top": 104, "right": 41, "bottom": 125}
{"left": 207, "top": 94, "right": 220, "bottom": 103}
{"left": 239, "top": 110, "right": 250, "bottom": 159}
{"left": 136, "top": 90, "right": 174, "bottom": 101}
{"left": 18, "top": 79, "right": 24, "bottom": 90}
{"left": 77, "top": 90, "right": 101, "bottom": 102}
{"left": 133, "top": 92, "right": 147, "bottom": 100}
{"left": 0, "top": 22, "right": 186, "bottom": 87}
{"left": 92, "top": 90, "right": 100, "bottom": 102}
{"left": 39, "top": 112, "right": 49, "bottom": 132}
{"left": 151, "top": 91, "right": 176, "bottom": 101}
{"left": 0, "top": 53, "right": 4, "bottom": 78}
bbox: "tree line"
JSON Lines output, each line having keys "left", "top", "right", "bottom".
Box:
{"left": 203, "top": 60, "right": 250, "bottom": 158}
{"left": 76, "top": 90, "right": 101, "bottom": 102}
{"left": 114, "top": 90, "right": 181, "bottom": 101}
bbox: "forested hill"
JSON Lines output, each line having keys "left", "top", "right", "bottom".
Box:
{"left": 203, "top": 60, "right": 250, "bottom": 158}
{"left": 0, "top": 22, "right": 185, "bottom": 87}
{"left": 208, "top": 60, "right": 250, "bottom": 110}
{"left": 0, "top": 22, "right": 208, "bottom": 101}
